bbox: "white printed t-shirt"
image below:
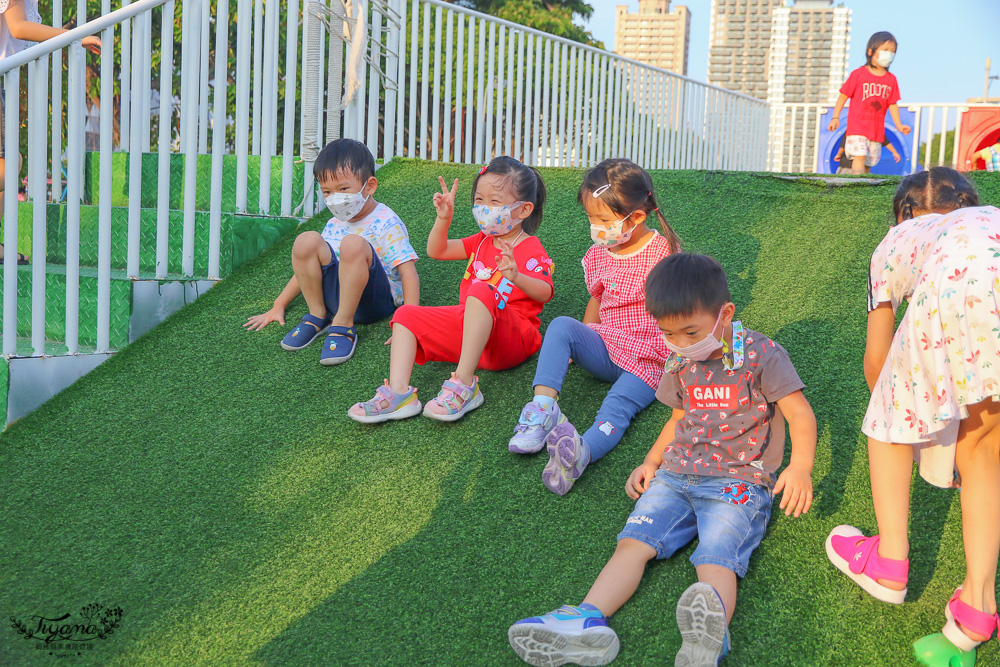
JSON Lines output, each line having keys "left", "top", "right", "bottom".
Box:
{"left": 320, "top": 201, "right": 417, "bottom": 306}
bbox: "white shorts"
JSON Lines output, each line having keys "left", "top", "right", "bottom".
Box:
{"left": 844, "top": 135, "right": 882, "bottom": 167}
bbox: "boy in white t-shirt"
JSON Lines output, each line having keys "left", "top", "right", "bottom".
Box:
{"left": 0, "top": 0, "right": 100, "bottom": 265}
{"left": 245, "top": 139, "right": 420, "bottom": 366}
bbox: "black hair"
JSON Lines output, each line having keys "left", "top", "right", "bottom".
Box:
{"left": 865, "top": 31, "right": 897, "bottom": 68}
{"left": 578, "top": 158, "right": 681, "bottom": 253}
{"left": 645, "top": 253, "right": 730, "bottom": 320}
{"left": 891, "top": 166, "right": 980, "bottom": 224}
{"left": 313, "top": 138, "right": 376, "bottom": 183}
{"left": 470, "top": 156, "right": 547, "bottom": 235}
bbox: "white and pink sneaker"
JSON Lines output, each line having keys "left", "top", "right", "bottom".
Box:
{"left": 825, "top": 526, "right": 909, "bottom": 604}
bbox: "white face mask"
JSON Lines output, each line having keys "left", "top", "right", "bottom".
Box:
{"left": 590, "top": 214, "right": 634, "bottom": 248}
{"left": 472, "top": 201, "right": 527, "bottom": 236}
{"left": 662, "top": 308, "right": 726, "bottom": 362}
{"left": 325, "top": 189, "right": 370, "bottom": 221}
{"left": 875, "top": 50, "right": 895, "bottom": 68}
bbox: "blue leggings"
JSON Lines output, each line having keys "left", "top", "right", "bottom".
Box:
{"left": 532, "top": 316, "right": 657, "bottom": 461}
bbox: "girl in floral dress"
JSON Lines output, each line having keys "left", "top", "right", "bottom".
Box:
{"left": 826, "top": 166, "right": 1000, "bottom": 666}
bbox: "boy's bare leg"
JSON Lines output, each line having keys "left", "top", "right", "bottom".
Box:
{"left": 851, "top": 155, "right": 866, "bottom": 175}
{"left": 582, "top": 538, "right": 657, "bottom": 617}
{"left": 454, "top": 295, "right": 494, "bottom": 386}
{"left": 389, "top": 323, "right": 418, "bottom": 394}
{"left": 695, "top": 564, "right": 737, "bottom": 624}
{"left": 954, "top": 400, "right": 1000, "bottom": 642}
{"left": 868, "top": 436, "right": 912, "bottom": 589}
{"left": 332, "top": 233, "right": 373, "bottom": 329}
{"left": 291, "top": 231, "right": 332, "bottom": 319}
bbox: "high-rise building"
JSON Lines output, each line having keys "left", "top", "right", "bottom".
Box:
{"left": 708, "top": 0, "right": 852, "bottom": 171}
{"left": 707, "top": 0, "right": 782, "bottom": 100}
{"left": 767, "top": 0, "right": 852, "bottom": 105}
{"left": 708, "top": 0, "right": 851, "bottom": 104}
{"left": 614, "top": 0, "right": 692, "bottom": 75}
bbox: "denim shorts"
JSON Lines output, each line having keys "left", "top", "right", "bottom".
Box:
{"left": 321, "top": 239, "right": 397, "bottom": 324}
{"left": 617, "top": 469, "right": 773, "bottom": 577}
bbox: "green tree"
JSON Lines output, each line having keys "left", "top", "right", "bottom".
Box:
{"left": 918, "top": 131, "right": 955, "bottom": 168}
{"left": 455, "top": 0, "right": 602, "bottom": 47}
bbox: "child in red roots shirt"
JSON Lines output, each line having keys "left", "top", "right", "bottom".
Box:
{"left": 349, "top": 156, "right": 553, "bottom": 424}
{"left": 829, "top": 30, "right": 911, "bottom": 175}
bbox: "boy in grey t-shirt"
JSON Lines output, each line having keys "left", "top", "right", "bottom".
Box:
{"left": 508, "top": 254, "right": 817, "bottom": 667}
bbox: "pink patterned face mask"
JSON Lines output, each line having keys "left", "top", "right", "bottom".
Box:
{"left": 590, "top": 214, "right": 635, "bottom": 247}
{"left": 662, "top": 308, "right": 725, "bottom": 361}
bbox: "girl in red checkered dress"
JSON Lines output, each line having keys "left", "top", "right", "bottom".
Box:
{"left": 508, "top": 158, "right": 681, "bottom": 495}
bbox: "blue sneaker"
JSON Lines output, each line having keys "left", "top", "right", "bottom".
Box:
{"left": 280, "top": 313, "right": 330, "bottom": 350}
{"left": 320, "top": 325, "right": 358, "bottom": 366}
{"left": 542, "top": 422, "right": 591, "bottom": 496}
{"left": 509, "top": 400, "right": 567, "bottom": 454}
{"left": 675, "top": 583, "right": 731, "bottom": 667}
{"left": 508, "top": 603, "right": 619, "bottom": 666}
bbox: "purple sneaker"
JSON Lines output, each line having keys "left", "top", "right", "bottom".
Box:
{"left": 542, "top": 422, "right": 591, "bottom": 496}
{"left": 509, "top": 400, "right": 567, "bottom": 454}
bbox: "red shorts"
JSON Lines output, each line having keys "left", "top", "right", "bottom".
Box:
{"left": 391, "top": 281, "right": 541, "bottom": 371}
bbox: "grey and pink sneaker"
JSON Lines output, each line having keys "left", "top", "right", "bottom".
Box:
{"left": 509, "top": 401, "right": 567, "bottom": 454}
{"left": 542, "top": 422, "right": 591, "bottom": 496}
{"left": 423, "top": 373, "right": 484, "bottom": 422}
{"left": 348, "top": 381, "right": 422, "bottom": 424}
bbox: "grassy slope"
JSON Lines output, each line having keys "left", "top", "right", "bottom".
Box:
{"left": 2, "top": 161, "right": 999, "bottom": 666}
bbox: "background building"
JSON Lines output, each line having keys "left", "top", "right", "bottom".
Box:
{"left": 767, "top": 0, "right": 852, "bottom": 170}
{"left": 767, "top": 0, "right": 851, "bottom": 105}
{"left": 707, "top": 0, "right": 782, "bottom": 99}
{"left": 614, "top": 0, "right": 692, "bottom": 75}
{"left": 708, "top": 0, "right": 850, "bottom": 104}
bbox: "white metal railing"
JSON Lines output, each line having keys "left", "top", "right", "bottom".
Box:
{"left": 1, "top": 0, "right": 769, "bottom": 360}
{"left": 768, "top": 102, "right": 1000, "bottom": 174}
{"left": 297, "top": 0, "right": 770, "bottom": 218}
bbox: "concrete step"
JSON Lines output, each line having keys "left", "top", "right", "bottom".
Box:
{"left": 0, "top": 263, "right": 133, "bottom": 352}
{"left": 82, "top": 152, "right": 308, "bottom": 217}
{"left": 12, "top": 201, "right": 298, "bottom": 279}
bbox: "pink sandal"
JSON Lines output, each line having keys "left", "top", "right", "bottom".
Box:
{"left": 943, "top": 588, "right": 1000, "bottom": 652}
{"left": 825, "top": 526, "right": 909, "bottom": 604}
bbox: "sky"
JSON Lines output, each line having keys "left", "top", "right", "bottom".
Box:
{"left": 583, "top": 0, "right": 1000, "bottom": 104}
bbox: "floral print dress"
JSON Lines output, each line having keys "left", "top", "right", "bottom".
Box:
{"left": 865, "top": 206, "right": 1000, "bottom": 488}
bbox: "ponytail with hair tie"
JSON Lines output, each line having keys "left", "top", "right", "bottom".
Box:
{"left": 891, "top": 166, "right": 979, "bottom": 225}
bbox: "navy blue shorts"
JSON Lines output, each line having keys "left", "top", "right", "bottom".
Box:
{"left": 617, "top": 469, "right": 773, "bottom": 577}
{"left": 321, "top": 239, "right": 397, "bottom": 324}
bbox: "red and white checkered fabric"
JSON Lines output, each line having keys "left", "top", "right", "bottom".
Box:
{"left": 582, "top": 232, "right": 673, "bottom": 389}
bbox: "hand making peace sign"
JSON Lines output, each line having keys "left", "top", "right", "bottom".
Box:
{"left": 433, "top": 176, "right": 459, "bottom": 222}
{"left": 496, "top": 239, "right": 519, "bottom": 282}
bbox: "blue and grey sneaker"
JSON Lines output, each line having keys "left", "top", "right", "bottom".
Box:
{"left": 280, "top": 313, "right": 331, "bottom": 351}
{"left": 542, "top": 422, "right": 591, "bottom": 496}
{"left": 508, "top": 603, "right": 619, "bottom": 666}
{"left": 509, "top": 400, "right": 567, "bottom": 454}
{"left": 675, "top": 583, "right": 731, "bottom": 667}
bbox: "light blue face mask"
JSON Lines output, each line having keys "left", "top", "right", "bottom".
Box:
{"left": 472, "top": 201, "right": 527, "bottom": 236}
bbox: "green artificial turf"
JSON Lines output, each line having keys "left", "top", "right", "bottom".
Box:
{"left": 2, "top": 160, "right": 1000, "bottom": 666}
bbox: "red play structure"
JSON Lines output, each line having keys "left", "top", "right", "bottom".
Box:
{"left": 958, "top": 106, "right": 1000, "bottom": 171}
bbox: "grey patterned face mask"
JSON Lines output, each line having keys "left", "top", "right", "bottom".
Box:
{"left": 325, "top": 190, "right": 369, "bottom": 221}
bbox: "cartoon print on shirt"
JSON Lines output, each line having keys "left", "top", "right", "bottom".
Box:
{"left": 490, "top": 278, "right": 515, "bottom": 310}
{"left": 720, "top": 482, "right": 751, "bottom": 505}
